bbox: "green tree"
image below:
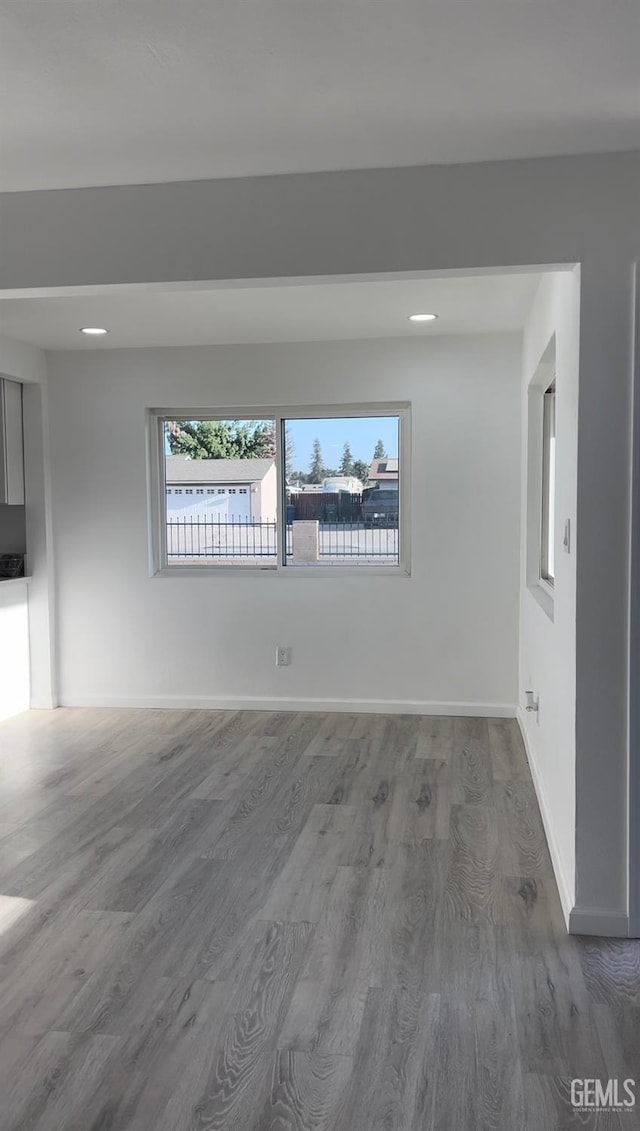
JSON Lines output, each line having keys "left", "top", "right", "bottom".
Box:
{"left": 373, "top": 438, "right": 387, "bottom": 459}
{"left": 339, "top": 441, "right": 354, "bottom": 476}
{"left": 284, "top": 429, "right": 295, "bottom": 480}
{"left": 254, "top": 422, "right": 295, "bottom": 478}
{"left": 166, "top": 420, "right": 274, "bottom": 460}
{"left": 352, "top": 458, "right": 368, "bottom": 485}
{"left": 308, "top": 438, "right": 324, "bottom": 484}
{"left": 261, "top": 422, "right": 277, "bottom": 459}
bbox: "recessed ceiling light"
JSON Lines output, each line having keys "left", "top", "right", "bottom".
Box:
{"left": 408, "top": 313, "right": 438, "bottom": 323}
{"left": 80, "top": 327, "right": 108, "bottom": 336}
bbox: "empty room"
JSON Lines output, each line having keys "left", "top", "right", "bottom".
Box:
{"left": 1, "top": 4, "right": 640, "bottom": 1130}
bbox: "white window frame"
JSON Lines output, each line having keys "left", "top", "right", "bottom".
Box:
{"left": 146, "top": 402, "right": 411, "bottom": 577}
{"left": 525, "top": 339, "right": 556, "bottom": 621}
{"left": 540, "top": 380, "right": 556, "bottom": 589}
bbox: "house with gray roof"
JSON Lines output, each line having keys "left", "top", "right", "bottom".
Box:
{"left": 165, "top": 456, "right": 277, "bottom": 522}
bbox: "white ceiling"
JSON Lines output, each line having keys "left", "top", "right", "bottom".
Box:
{"left": 0, "top": 273, "right": 541, "bottom": 350}
{"left": 2, "top": 0, "right": 639, "bottom": 191}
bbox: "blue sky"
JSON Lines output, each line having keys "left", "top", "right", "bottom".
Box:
{"left": 286, "top": 416, "right": 398, "bottom": 472}
{"left": 165, "top": 416, "right": 399, "bottom": 471}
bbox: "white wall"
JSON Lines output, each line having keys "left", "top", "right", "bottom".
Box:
{"left": 1, "top": 152, "right": 638, "bottom": 291}
{"left": 47, "top": 335, "right": 522, "bottom": 713}
{"left": 519, "top": 270, "right": 580, "bottom": 923}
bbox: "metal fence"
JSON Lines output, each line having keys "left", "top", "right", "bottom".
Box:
{"left": 167, "top": 519, "right": 278, "bottom": 559}
{"left": 166, "top": 518, "right": 398, "bottom": 563}
{"left": 316, "top": 521, "right": 398, "bottom": 560}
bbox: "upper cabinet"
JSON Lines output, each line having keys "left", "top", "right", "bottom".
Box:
{"left": 0, "top": 378, "right": 25, "bottom": 505}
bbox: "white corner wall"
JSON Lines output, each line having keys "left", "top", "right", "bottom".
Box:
{"left": 47, "top": 334, "right": 522, "bottom": 714}
{"left": 519, "top": 270, "right": 580, "bottom": 923}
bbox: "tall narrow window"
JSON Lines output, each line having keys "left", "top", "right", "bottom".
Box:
{"left": 541, "top": 381, "right": 556, "bottom": 585}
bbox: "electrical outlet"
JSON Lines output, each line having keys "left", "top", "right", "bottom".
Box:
{"left": 275, "top": 646, "right": 291, "bottom": 667}
{"left": 525, "top": 690, "right": 539, "bottom": 713}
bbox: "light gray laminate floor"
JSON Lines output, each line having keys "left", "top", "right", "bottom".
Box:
{"left": 0, "top": 708, "right": 638, "bottom": 1130}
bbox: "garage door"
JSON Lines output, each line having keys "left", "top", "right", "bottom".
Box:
{"left": 167, "top": 487, "right": 252, "bottom": 521}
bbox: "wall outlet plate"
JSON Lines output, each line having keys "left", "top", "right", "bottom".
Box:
{"left": 276, "top": 646, "right": 292, "bottom": 667}
{"left": 525, "top": 689, "right": 539, "bottom": 712}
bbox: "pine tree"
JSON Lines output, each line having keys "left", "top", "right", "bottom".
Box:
{"left": 308, "top": 438, "right": 324, "bottom": 484}
{"left": 339, "top": 441, "right": 354, "bottom": 476}
{"left": 352, "top": 458, "right": 368, "bottom": 485}
{"left": 284, "top": 429, "right": 295, "bottom": 480}
{"left": 373, "top": 438, "right": 387, "bottom": 459}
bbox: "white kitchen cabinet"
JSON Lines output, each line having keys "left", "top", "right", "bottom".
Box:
{"left": 0, "top": 378, "right": 25, "bottom": 505}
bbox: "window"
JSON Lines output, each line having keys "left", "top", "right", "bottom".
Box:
{"left": 283, "top": 413, "right": 404, "bottom": 569}
{"left": 185, "top": 488, "right": 193, "bottom": 495}
{"left": 148, "top": 405, "right": 409, "bottom": 573}
{"left": 166, "top": 488, "right": 172, "bottom": 495}
{"left": 526, "top": 337, "right": 556, "bottom": 619}
{"left": 541, "top": 380, "right": 556, "bottom": 586}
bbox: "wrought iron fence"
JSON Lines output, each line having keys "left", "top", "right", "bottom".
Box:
{"left": 167, "top": 518, "right": 278, "bottom": 559}
{"left": 316, "top": 520, "right": 398, "bottom": 560}
{"left": 166, "top": 518, "right": 398, "bottom": 563}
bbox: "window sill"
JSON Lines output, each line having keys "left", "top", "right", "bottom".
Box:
{"left": 151, "top": 565, "right": 411, "bottom": 579}
{"left": 528, "top": 579, "right": 555, "bottom": 621}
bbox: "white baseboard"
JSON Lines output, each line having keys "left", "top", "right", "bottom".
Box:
{"left": 569, "top": 906, "right": 630, "bottom": 938}
{"left": 516, "top": 706, "right": 574, "bottom": 930}
{"left": 60, "top": 693, "right": 517, "bottom": 718}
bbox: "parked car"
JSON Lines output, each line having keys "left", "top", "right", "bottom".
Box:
{"left": 362, "top": 489, "right": 399, "bottom": 526}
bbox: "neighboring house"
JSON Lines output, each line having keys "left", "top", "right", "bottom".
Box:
{"left": 165, "top": 456, "right": 277, "bottom": 522}
{"left": 366, "top": 457, "right": 399, "bottom": 487}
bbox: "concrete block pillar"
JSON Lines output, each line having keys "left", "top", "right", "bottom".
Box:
{"left": 292, "top": 520, "right": 319, "bottom": 564}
